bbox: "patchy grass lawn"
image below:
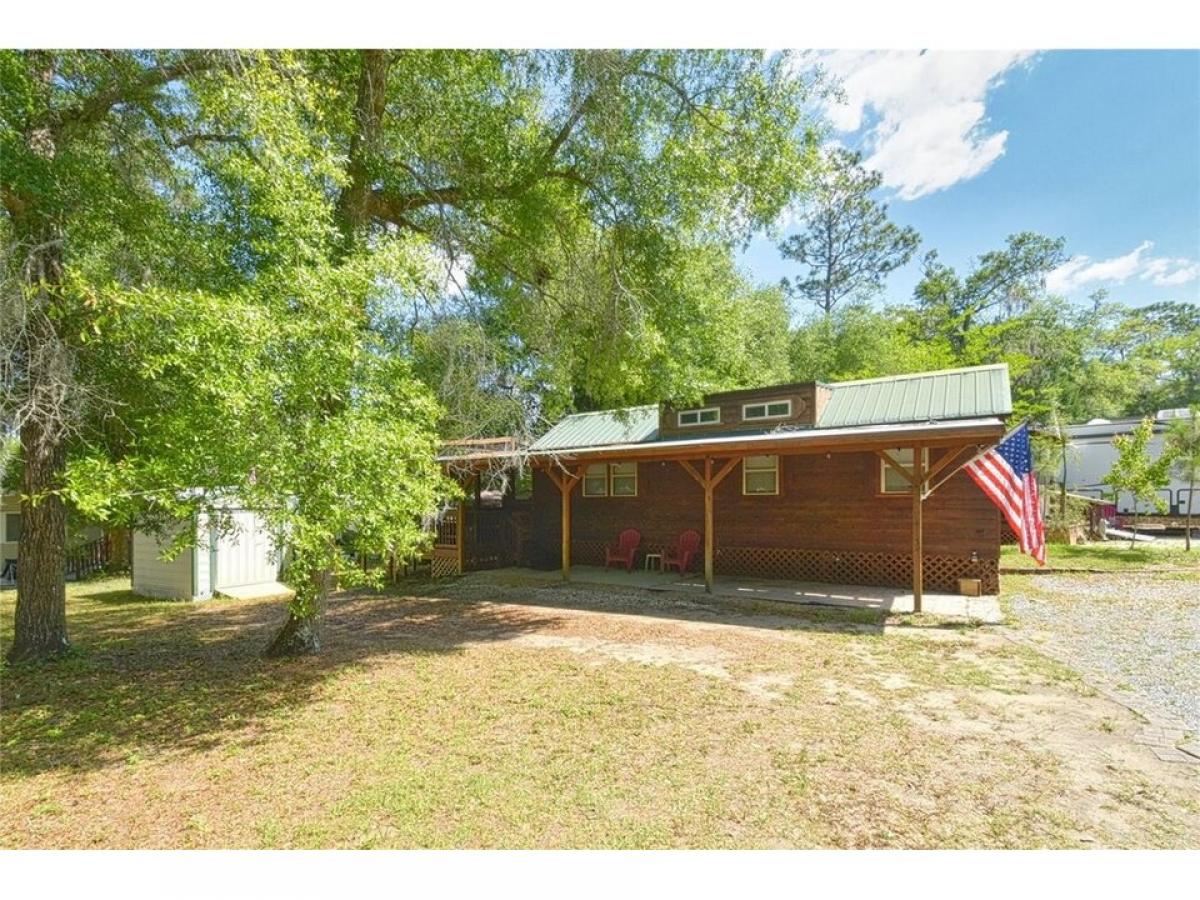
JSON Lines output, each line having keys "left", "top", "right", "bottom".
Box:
{"left": 1002, "top": 541, "right": 1200, "bottom": 571}
{"left": 2, "top": 575, "right": 1198, "bottom": 849}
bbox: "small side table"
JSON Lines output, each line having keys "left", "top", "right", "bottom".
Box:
{"left": 644, "top": 552, "right": 663, "bottom": 572}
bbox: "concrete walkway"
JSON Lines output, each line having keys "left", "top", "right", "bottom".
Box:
{"left": 496, "top": 566, "right": 1003, "bottom": 623}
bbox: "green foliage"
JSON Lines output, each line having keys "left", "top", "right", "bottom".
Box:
{"left": 1103, "top": 418, "right": 1174, "bottom": 546}
{"left": 789, "top": 302, "right": 953, "bottom": 382}
{"left": 1164, "top": 409, "right": 1200, "bottom": 486}
{"left": 893, "top": 235, "right": 1200, "bottom": 423}
{"left": 779, "top": 148, "right": 920, "bottom": 314}
{"left": 303, "top": 49, "right": 826, "bottom": 422}
{"left": 3, "top": 51, "right": 456, "bottom": 631}
{"left": 1163, "top": 409, "right": 1200, "bottom": 550}
{"left": 1103, "top": 420, "right": 1167, "bottom": 510}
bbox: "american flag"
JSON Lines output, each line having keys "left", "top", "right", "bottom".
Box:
{"left": 965, "top": 423, "right": 1046, "bottom": 565}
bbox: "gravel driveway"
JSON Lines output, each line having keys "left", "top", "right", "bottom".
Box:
{"left": 1007, "top": 574, "right": 1200, "bottom": 735}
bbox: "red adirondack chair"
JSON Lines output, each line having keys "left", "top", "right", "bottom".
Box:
{"left": 604, "top": 528, "right": 642, "bottom": 572}
{"left": 663, "top": 529, "right": 701, "bottom": 574}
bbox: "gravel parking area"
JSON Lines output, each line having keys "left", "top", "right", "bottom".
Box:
{"left": 1007, "top": 574, "right": 1200, "bottom": 735}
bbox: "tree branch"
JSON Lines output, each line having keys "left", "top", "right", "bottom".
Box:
{"left": 50, "top": 51, "right": 231, "bottom": 135}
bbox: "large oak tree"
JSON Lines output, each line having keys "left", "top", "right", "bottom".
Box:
{"left": 2, "top": 50, "right": 827, "bottom": 659}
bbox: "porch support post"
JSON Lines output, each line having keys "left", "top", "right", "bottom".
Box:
{"left": 561, "top": 480, "right": 572, "bottom": 580}
{"left": 680, "top": 457, "right": 740, "bottom": 594}
{"left": 545, "top": 465, "right": 581, "bottom": 581}
{"left": 455, "top": 497, "right": 467, "bottom": 575}
{"left": 456, "top": 472, "right": 477, "bottom": 575}
{"left": 912, "top": 445, "right": 924, "bottom": 613}
{"left": 704, "top": 458, "right": 714, "bottom": 593}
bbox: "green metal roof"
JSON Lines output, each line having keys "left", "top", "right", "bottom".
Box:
{"left": 527, "top": 365, "right": 1011, "bottom": 453}
{"left": 529, "top": 404, "right": 659, "bottom": 451}
{"left": 816, "top": 364, "right": 1011, "bottom": 429}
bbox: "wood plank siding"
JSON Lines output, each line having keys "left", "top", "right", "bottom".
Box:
{"left": 658, "top": 382, "right": 831, "bottom": 440}
{"left": 531, "top": 449, "right": 1000, "bottom": 593}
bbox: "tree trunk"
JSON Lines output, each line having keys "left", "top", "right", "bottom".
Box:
{"left": 1129, "top": 510, "right": 1138, "bottom": 550}
{"left": 7, "top": 417, "right": 70, "bottom": 663}
{"left": 264, "top": 565, "right": 330, "bottom": 658}
{"left": 7, "top": 220, "right": 73, "bottom": 664}
{"left": 1059, "top": 454, "right": 1067, "bottom": 521}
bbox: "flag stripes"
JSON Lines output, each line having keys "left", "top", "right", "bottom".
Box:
{"left": 965, "top": 423, "right": 1046, "bottom": 566}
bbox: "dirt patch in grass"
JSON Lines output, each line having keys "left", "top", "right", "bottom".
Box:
{"left": 2, "top": 576, "right": 1197, "bottom": 848}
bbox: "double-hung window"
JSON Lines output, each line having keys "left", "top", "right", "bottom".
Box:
{"left": 582, "top": 462, "right": 638, "bottom": 497}
{"left": 742, "top": 455, "right": 779, "bottom": 495}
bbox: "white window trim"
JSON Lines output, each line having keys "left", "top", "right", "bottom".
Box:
{"left": 742, "top": 455, "right": 779, "bottom": 496}
{"left": 582, "top": 464, "right": 608, "bottom": 497}
{"left": 608, "top": 462, "right": 638, "bottom": 498}
{"left": 582, "top": 463, "right": 638, "bottom": 498}
{"left": 677, "top": 406, "right": 721, "bottom": 428}
{"left": 742, "top": 399, "right": 792, "bottom": 421}
{"left": 879, "top": 448, "right": 930, "bottom": 495}
{"left": 2, "top": 512, "right": 19, "bottom": 544}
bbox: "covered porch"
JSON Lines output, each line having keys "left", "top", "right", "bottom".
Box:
{"left": 530, "top": 417, "right": 1006, "bottom": 613}
{"left": 466, "top": 565, "right": 1003, "bottom": 623}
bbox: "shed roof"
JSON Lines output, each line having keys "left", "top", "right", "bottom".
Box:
{"left": 528, "top": 405, "right": 659, "bottom": 452}
{"left": 817, "top": 364, "right": 1012, "bottom": 429}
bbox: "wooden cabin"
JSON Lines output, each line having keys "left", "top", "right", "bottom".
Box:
{"left": 436, "top": 364, "right": 1013, "bottom": 605}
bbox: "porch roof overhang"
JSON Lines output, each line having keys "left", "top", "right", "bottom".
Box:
{"left": 529, "top": 417, "right": 1006, "bottom": 463}
{"left": 488, "top": 416, "right": 1005, "bottom": 466}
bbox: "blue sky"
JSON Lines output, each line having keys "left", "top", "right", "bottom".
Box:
{"left": 741, "top": 50, "right": 1200, "bottom": 312}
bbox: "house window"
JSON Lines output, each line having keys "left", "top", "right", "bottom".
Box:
{"left": 879, "top": 448, "right": 930, "bottom": 494}
{"left": 743, "top": 400, "right": 792, "bottom": 421}
{"left": 610, "top": 462, "right": 638, "bottom": 497}
{"left": 582, "top": 463, "right": 608, "bottom": 497}
{"left": 582, "top": 462, "right": 638, "bottom": 497}
{"left": 743, "top": 455, "right": 779, "bottom": 495}
{"left": 3, "top": 513, "right": 20, "bottom": 543}
{"left": 678, "top": 407, "right": 720, "bottom": 427}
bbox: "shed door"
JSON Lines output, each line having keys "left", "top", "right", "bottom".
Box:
{"left": 214, "top": 511, "right": 278, "bottom": 589}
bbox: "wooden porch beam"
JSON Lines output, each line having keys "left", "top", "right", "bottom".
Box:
{"left": 679, "top": 456, "right": 744, "bottom": 594}
{"left": 911, "top": 444, "right": 924, "bottom": 614}
{"left": 923, "top": 444, "right": 970, "bottom": 485}
{"left": 922, "top": 444, "right": 984, "bottom": 499}
{"left": 704, "top": 458, "right": 715, "bottom": 593}
{"left": 541, "top": 465, "right": 581, "bottom": 581}
{"left": 455, "top": 497, "right": 467, "bottom": 575}
{"left": 876, "top": 449, "right": 917, "bottom": 485}
{"left": 678, "top": 459, "right": 706, "bottom": 488}
{"left": 710, "top": 456, "right": 741, "bottom": 489}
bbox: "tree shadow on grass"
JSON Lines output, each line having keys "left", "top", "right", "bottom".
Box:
{"left": 1, "top": 585, "right": 558, "bottom": 779}
{"left": 398, "top": 571, "right": 891, "bottom": 636}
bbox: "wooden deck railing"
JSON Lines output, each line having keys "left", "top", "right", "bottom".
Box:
{"left": 435, "top": 511, "right": 458, "bottom": 547}
{"left": 65, "top": 537, "right": 111, "bottom": 581}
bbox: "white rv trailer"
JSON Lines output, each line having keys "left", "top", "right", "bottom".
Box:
{"left": 1062, "top": 409, "right": 1197, "bottom": 516}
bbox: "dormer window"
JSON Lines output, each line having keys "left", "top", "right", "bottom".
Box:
{"left": 743, "top": 400, "right": 791, "bottom": 421}
{"left": 677, "top": 407, "right": 720, "bottom": 427}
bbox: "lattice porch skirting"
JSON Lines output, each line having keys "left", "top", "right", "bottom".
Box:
{"left": 714, "top": 546, "right": 999, "bottom": 594}
{"left": 431, "top": 547, "right": 461, "bottom": 578}
{"left": 564, "top": 541, "right": 998, "bottom": 593}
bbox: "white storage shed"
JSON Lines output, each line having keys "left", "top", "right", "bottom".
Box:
{"left": 132, "top": 508, "right": 285, "bottom": 600}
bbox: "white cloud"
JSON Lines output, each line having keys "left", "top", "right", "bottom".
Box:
{"left": 1047, "top": 240, "right": 1200, "bottom": 294}
{"left": 815, "top": 50, "right": 1035, "bottom": 200}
